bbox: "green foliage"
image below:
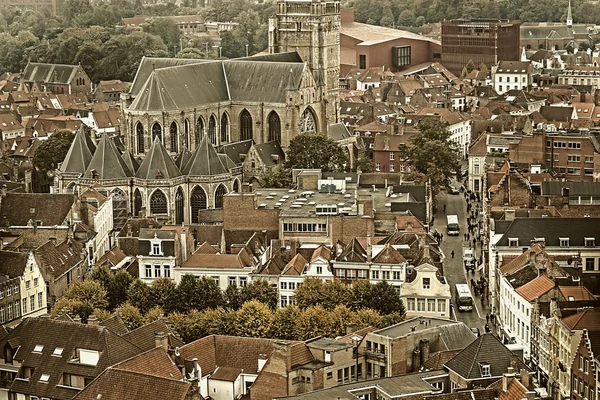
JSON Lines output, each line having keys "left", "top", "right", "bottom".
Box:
{"left": 285, "top": 133, "right": 349, "bottom": 172}
{"left": 397, "top": 9, "right": 415, "bottom": 27}
{"left": 269, "top": 305, "right": 302, "bottom": 339}
{"left": 194, "top": 276, "right": 225, "bottom": 310}
{"left": 33, "top": 130, "right": 74, "bottom": 177}
{"left": 149, "top": 277, "right": 178, "bottom": 313}
{"left": 236, "top": 300, "right": 273, "bottom": 337}
{"left": 351, "top": 279, "right": 406, "bottom": 316}
{"left": 465, "top": 59, "right": 476, "bottom": 74}
{"left": 146, "top": 18, "right": 181, "bottom": 51}
{"left": 259, "top": 166, "right": 292, "bottom": 188}
{"left": 294, "top": 277, "right": 352, "bottom": 310}
{"left": 176, "top": 47, "right": 206, "bottom": 59}
{"left": 240, "top": 279, "right": 278, "bottom": 309}
{"left": 402, "top": 118, "right": 460, "bottom": 194}
{"left": 118, "top": 302, "right": 143, "bottom": 330}
{"left": 127, "top": 278, "right": 152, "bottom": 313}
{"left": 175, "top": 274, "right": 207, "bottom": 312}
{"left": 224, "top": 284, "right": 243, "bottom": 310}
{"left": 355, "top": 156, "right": 374, "bottom": 173}
{"left": 52, "top": 280, "right": 108, "bottom": 322}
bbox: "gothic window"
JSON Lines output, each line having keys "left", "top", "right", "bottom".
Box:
{"left": 184, "top": 119, "right": 190, "bottom": 149}
{"left": 151, "top": 122, "right": 162, "bottom": 143}
{"left": 136, "top": 122, "right": 144, "bottom": 154}
{"left": 214, "top": 184, "right": 227, "bottom": 209}
{"left": 170, "top": 122, "right": 178, "bottom": 153}
{"left": 220, "top": 113, "right": 229, "bottom": 143}
{"left": 300, "top": 108, "right": 316, "bottom": 134}
{"left": 190, "top": 186, "right": 207, "bottom": 223}
{"left": 134, "top": 189, "right": 142, "bottom": 216}
{"left": 233, "top": 179, "right": 239, "bottom": 193}
{"left": 111, "top": 188, "right": 128, "bottom": 231}
{"left": 240, "top": 110, "right": 253, "bottom": 141}
{"left": 175, "top": 187, "right": 184, "bottom": 224}
{"left": 196, "top": 117, "right": 204, "bottom": 147}
{"left": 268, "top": 111, "right": 281, "bottom": 142}
{"left": 149, "top": 190, "right": 168, "bottom": 215}
{"left": 208, "top": 115, "right": 216, "bottom": 145}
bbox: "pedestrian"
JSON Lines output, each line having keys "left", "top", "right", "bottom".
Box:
{"left": 467, "top": 232, "right": 470, "bottom": 241}
{"left": 484, "top": 323, "right": 490, "bottom": 333}
{"left": 486, "top": 313, "right": 490, "bottom": 324}
{"left": 451, "top": 250, "right": 455, "bottom": 258}
{"left": 440, "top": 233, "right": 444, "bottom": 243}
{"left": 443, "top": 204, "right": 446, "bottom": 212}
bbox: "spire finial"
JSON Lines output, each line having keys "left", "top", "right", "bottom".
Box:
{"left": 567, "top": 0, "right": 573, "bottom": 27}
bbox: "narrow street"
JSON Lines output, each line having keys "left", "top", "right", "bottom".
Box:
{"left": 433, "top": 178, "right": 488, "bottom": 333}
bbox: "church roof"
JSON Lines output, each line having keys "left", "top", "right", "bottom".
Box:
{"left": 136, "top": 137, "right": 182, "bottom": 180}
{"left": 128, "top": 60, "right": 306, "bottom": 112}
{"left": 122, "top": 150, "right": 140, "bottom": 173}
{"left": 218, "top": 153, "right": 237, "bottom": 170}
{"left": 85, "top": 134, "right": 133, "bottom": 179}
{"left": 219, "top": 140, "right": 253, "bottom": 165}
{"left": 182, "top": 136, "right": 229, "bottom": 176}
{"left": 60, "top": 127, "right": 93, "bottom": 174}
{"left": 252, "top": 141, "right": 286, "bottom": 167}
{"left": 174, "top": 147, "right": 193, "bottom": 170}
{"left": 129, "top": 57, "right": 208, "bottom": 98}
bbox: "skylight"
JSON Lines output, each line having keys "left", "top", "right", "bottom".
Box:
{"left": 39, "top": 374, "right": 50, "bottom": 383}
{"left": 53, "top": 348, "right": 64, "bottom": 356}
{"left": 33, "top": 345, "right": 44, "bottom": 353}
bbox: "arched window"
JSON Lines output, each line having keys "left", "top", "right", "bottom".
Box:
{"left": 268, "top": 111, "right": 281, "bottom": 142}
{"left": 175, "top": 187, "right": 184, "bottom": 224}
{"left": 300, "top": 108, "right": 316, "bottom": 133}
{"left": 149, "top": 190, "right": 168, "bottom": 214}
{"left": 111, "top": 188, "right": 128, "bottom": 230}
{"left": 134, "top": 189, "right": 143, "bottom": 216}
{"left": 220, "top": 113, "right": 229, "bottom": 143}
{"left": 208, "top": 116, "right": 216, "bottom": 145}
{"left": 170, "top": 122, "right": 178, "bottom": 153}
{"left": 233, "top": 179, "right": 239, "bottom": 193}
{"left": 136, "top": 122, "right": 144, "bottom": 154}
{"left": 184, "top": 119, "right": 190, "bottom": 149}
{"left": 151, "top": 122, "right": 162, "bottom": 143}
{"left": 214, "top": 184, "right": 227, "bottom": 209}
{"left": 190, "top": 186, "right": 207, "bottom": 223}
{"left": 196, "top": 117, "right": 204, "bottom": 147}
{"left": 240, "top": 110, "right": 253, "bottom": 141}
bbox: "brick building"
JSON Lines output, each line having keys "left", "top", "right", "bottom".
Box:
{"left": 441, "top": 19, "right": 521, "bottom": 77}
{"left": 372, "top": 134, "right": 414, "bottom": 173}
{"left": 571, "top": 329, "right": 600, "bottom": 400}
{"left": 545, "top": 132, "right": 600, "bottom": 181}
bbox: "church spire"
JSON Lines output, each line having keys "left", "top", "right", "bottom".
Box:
{"left": 567, "top": 0, "right": 573, "bottom": 27}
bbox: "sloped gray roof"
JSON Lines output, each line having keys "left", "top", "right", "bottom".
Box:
{"left": 174, "top": 147, "right": 193, "bottom": 170}
{"left": 128, "top": 60, "right": 306, "bottom": 112}
{"left": 136, "top": 137, "right": 182, "bottom": 180}
{"left": 61, "top": 128, "right": 93, "bottom": 174}
{"left": 85, "top": 134, "right": 133, "bottom": 179}
{"left": 22, "top": 62, "right": 79, "bottom": 84}
{"left": 129, "top": 57, "right": 208, "bottom": 98}
{"left": 252, "top": 141, "right": 285, "bottom": 167}
{"left": 219, "top": 140, "right": 253, "bottom": 165}
{"left": 218, "top": 153, "right": 237, "bottom": 170}
{"left": 237, "top": 51, "right": 303, "bottom": 63}
{"left": 122, "top": 151, "right": 140, "bottom": 173}
{"left": 329, "top": 123, "right": 352, "bottom": 141}
{"left": 541, "top": 181, "right": 600, "bottom": 196}
{"left": 438, "top": 323, "right": 477, "bottom": 350}
{"left": 182, "top": 136, "right": 228, "bottom": 176}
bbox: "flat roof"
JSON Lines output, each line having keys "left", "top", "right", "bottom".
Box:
{"left": 373, "top": 316, "right": 460, "bottom": 338}
{"left": 306, "top": 337, "right": 353, "bottom": 352}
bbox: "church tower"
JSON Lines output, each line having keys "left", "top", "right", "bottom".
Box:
{"left": 567, "top": 0, "right": 573, "bottom": 28}
{"left": 269, "top": 0, "right": 340, "bottom": 130}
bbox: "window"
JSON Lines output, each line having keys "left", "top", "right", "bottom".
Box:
{"left": 585, "top": 237, "right": 596, "bottom": 247}
{"left": 417, "top": 299, "right": 425, "bottom": 311}
{"left": 53, "top": 348, "right": 64, "bottom": 356}
{"left": 358, "top": 270, "right": 367, "bottom": 279}
{"left": 327, "top": 372, "right": 333, "bottom": 379}
{"left": 7, "top": 304, "right": 12, "bottom": 320}
{"left": 14, "top": 301, "right": 19, "bottom": 317}
{"left": 559, "top": 237, "right": 570, "bottom": 247}
{"left": 22, "top": 298, "right": 27, "bottom": 314}
{"left": 428, "top": 299, "right": 436, "bottom": 312}
{"left": 390, "top": 152, "right": 395, "bottom": 160}
{"left": 408, "top": 299, "right": 415, "bottom": 311}
{"left": 33, "top": 344, "right": 44, "bottom": 353}
{"left": 34, "top": 278, "right": 38, "bottom": 287}
{"left": 164, "top": 265, "right": 171, "bottom": 278}
{"left": 26, "top": 280, "right": 31, "bottom": 290}
{"left": 145, "top": 265, "right": 152, "bottom": 278}
{"left": 567, "top": 155, "right": 581, "bottom": 163}
{"left": 568, "top": 142, "right": 581, "bottom": 149}
{"left": 480, "top": 363, "right": 491, "bottom": 377}
{"left": 152, "top": 243, "right": 161, "bottom": 255}
{"left": 38, "top": 292, "right": 42, "bottom": 308}
{"left": 30, "top": 295, "right": 35, "bottom": 311}
{"left": 509, "top": 238, "right": 519, "bottom": 247}
{"left": 423, "top": 277, "right": 430, "bottom": 289}
{"left": 584, "top": 358, "right": 589, "bottom": 374}
{"left": 438, "top": 300, "right": 446, "bottom": 313}
{"left": 289, "top": 282, "right": 296, "bottom": 290}
{"left": 347, "top": 270, "right": 356, "bottom": 279}
{"left": 336, "top": 269, "right": 345, "bottom": 278}
{"left": 586, "top": 258, "right": 595, "bottom": 271}
{"left": 359, "top": 54, "right": 367, "bottom": 69}
{"left": 393, "top": 45, "right": 411, "bottom": 67}
{"left": 372, "top": 271, "right": 379, "bottom": 279}
{"left": 554, "top": 141, "right": 566, "bottom": 148}
{"left": 6, "top": 286, "right": 11, "bottom": 297}
{"left": 389, "top": 164, "right": 394, "bottom": 172}
{"left": 554, "top": 154, "right": 560, "bottom": 162}
{"left": 0, "top": 289, "right": 3, "bottom": 299}
{"left": 382, "top": 271, "right": 390, "bottom": 280}
{"left": 584, "top": 155, "right": 594, "bottom": 163}
{"left": 280, "top": 282, "right": 288, "bottom": 290}
{"left": 498, "top": 77, "right": 503, "bottom": 82}
{"left": 393, "top": 271, "right": 401, "bottom": 280}
{"left": 14, "top": 285, "right": 18, "bottom": 294}
{"left": 239, "top": 277, "right": 247, "bottom": 287}
{"left": 316, "top": 266, "right": 323, "bottom": 274}
{"left": 39, "top": 374, "right": 50, "bottom": 383}
{"left": 375, "top": 163, "right": 381, "bottom": 171}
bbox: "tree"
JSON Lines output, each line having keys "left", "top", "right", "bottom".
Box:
{"left": 109, "top": 270, "right": 133, "bottom": 309}
{"left": 118, "top": 302, "right": 143, "bottom": 330}
{"left": 236, "top": 300, "right": 273, "bottom": 337}
{"left": 224, "top": 284, "right": 243, "bottom": 310}
{"left": 128, "top": 279, "right": 152, "bottom": 313}
{"left": 149, "top": 278, "right": 177, "bottom": 313}
{"left": 146, "top": 18, "right": 181, "bottom": 52}
{"left": 401, "top": 118, "right": 459, "bottom": 194}
{"left": 89, "top": 265, "right": 113, "bottom": 291}
{"left": 397, "top": 9, "right": 415, "bottom": 26}
{"left": 175, "top": 274, "right": 204, "bottom": 313}
{"left": 52, "top": 280, "right": 108, "bottom": 322}
{"left": 33, "top": 130, "right": 74, "bottom": 178}
{"left": 479, "top": 62, "right": 488, "bottom": 78}
{"left": 240, "top": 279, "right": 278, "bottom": 310}
{"left": 285, "top": 133, "right": 348, "bottom": 172}
{"left": 296, "top": 306, "right": 334, "bottom": 340}
{"left": 270, "top": 305, "right": 302, "bottom": 339}
{"left": 259, "top": 166, "right": 292, "bottom": 188}
{"left": 352, "top": 279, "right": 405, "bottom": 316}
{"left": 465, "top": 59, "right": 476, "bottom": 73}
{"left": 196, "top": 276, "right": 225, "bottom": 310}
{"left": 176, "top": 47, "right": 206, "bottom": 59}
{"left": 415, "top": 15, "right": 427, "bottom": 26}
{"left": 294, "top": 277, "right": 327, "bottom": 309}
{"left": 355, "top": 156, "right": 374, "bottom": 173}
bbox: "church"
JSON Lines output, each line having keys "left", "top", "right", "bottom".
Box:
{"left": 55, "top": 0, "right": 343, "bottom": 226}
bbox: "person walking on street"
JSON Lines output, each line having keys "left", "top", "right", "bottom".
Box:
{"left": 486, "top": 313, "right": 490, "bottom": 324}
{"left": 451, "top": 250, "right": 455, "bottom": 258}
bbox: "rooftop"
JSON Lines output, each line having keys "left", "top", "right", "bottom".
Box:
{"left": 373, "top": 316, "right": 462, "bottom": 338}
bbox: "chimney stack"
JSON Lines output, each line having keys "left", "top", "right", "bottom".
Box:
{"left": 413, "top": 347, "right": 421, "bottom": 371}
{"left": 509, "top": 354, "right": 519, "bottom": 372}
{"left": 502, "top": 373, "right": 512, "bottom": 392}
{"left": 520, "top": 369, "right": 530, "bottom": 389}
{"left": 87, "top": 314, "right": 100, "bottom": 326}
{"left": 155, "top": 332, "right": 169, "bottom": 351}
{"left": 420, "top": 339, "right": 430, "bottom": 365}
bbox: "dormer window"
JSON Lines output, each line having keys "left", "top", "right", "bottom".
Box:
{"left": 584, "top": 237, "right": 596, "bottom": 247}
{"left": 559, "top": 238, "right": 570, "bottom": 247}
{"left": 508, "top": 238, "right": 519, "bottom": 247}
{"left": 534, "top": 237, "right": 545, "bottom": 246}
{"left": 33, "top": 345, "right": 44, "bottom": 353}
{"left": 152, "top": 243, "right": 161, "bottom": 256}
{"left": 480, "top": 363, "right": 491, "bottom": 377}
{"left": 423, "top": 277, "right": 431, "bottom": 289}
{"left": 70, "top": 348, "right": 100, "bottom": 366}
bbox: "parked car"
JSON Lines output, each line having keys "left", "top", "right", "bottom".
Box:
{"left": 449, "top": 186, "right": 460, "bottom": 195}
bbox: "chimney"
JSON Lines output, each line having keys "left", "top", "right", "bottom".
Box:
{"left": 87, "top": 314, "right": 100, "bottom": 326}
{"left": 509, "top": 354, "right": 519, "bottom": 372}
{"left": 273, "top": 341, "right": 292, "bottom": 371}
{"left": 413, "top": 347, "right": 421, "bottom": 371}
{"left": 192, "top": 357, "right": 200, "bottom": 380}
{"left": 505, "top": 209, "right": 516, "bottom": 221}
{"left": 502, "top": 373, "right": 513, "bottom": 392}
{"left": 520, "top": 369, "right": 530, "bottom": 389}
{"left": 420, "top": 339, "right": 430, "bottom": 365}
{"left": 346, "top": 323, "right": 357, "bottom": 335}
{"left": 155, "top": 332, "right": 169, "bottom": 351}
{"left": 258, "top": 354, "right": 268, "bottom": 372}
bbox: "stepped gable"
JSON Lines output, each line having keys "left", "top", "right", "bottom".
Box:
{"left": 182, "top": 135, "right": 229, "bottom": 176}
{"left": 136, "top": 137, "right": 182, "bottom": 180}
{"left": 85, "top": 134, "right": 133, "bottom": 179}
{"left": 122, "top": 150, "right": 140, "bottom": 173}
{"left": 60, "top": 127, "right": 94, "bottom": 174}
{"left": 174, "top": 146, "right": 193, "bottom": 170}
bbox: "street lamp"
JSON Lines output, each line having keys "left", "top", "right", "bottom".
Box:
{"left": 245, "top": 44, "right": 249, "bottom": 57}
{"left": 351, "top": 335, "right": 361, "bottom": 381}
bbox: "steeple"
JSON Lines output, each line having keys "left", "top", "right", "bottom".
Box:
{"left": 567, "top": 0, "right": 573, "bottom": 28}
{"left": 85, "top": 134, "right": 133, "bottom": 180}
{"left": 182, "top": 136, "right": 228, "bottom": 176}
{"left": 60, "top": 126, "right": 94, "bottom": 175}
{"left": 136, "top": 137, "right": 181, "bottom": 180}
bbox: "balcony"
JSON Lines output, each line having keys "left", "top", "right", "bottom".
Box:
{"left": 362, "top": 349, "right": 387, "bottom": 361}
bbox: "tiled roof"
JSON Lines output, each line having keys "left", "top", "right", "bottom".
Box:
{"left": 0, "top": 193, "right": 74, "bottom": 227}
{"left": 111, "top": 347, "right": 182, "bottom": 379}
{"left": 178, "top": 335, "right": 276, "bottom": 377}
{"left": 495, "top": 218, "right": 600, "bottom": 247}
{"left": 136, "top": 137, "right": 181, "bottom": 179}
{"left": 337, "top": 326, "right": 377, "bottom": 345}
{"left": 515, "top": 275, "right": 554, "bottom": 302}
{"left": 282, "top": 253, "right": 308, "bottom": 276}
{"left": 182, "top": 253, "right": 250, "bottom": 269}
{"left": 372, "top": 243, "right": 407, "bottom": 264}
{"left": 211, "top": 366, "right": 242, "bottom": 381}
{"left": 22, "top": 62, "right": 79, "bottom": 84}
{"left": 444, "top": 333, "right": 529, "bottom": 380}
{"left": 95, "top": 246, "right": 127, "bottom": 269}
{"left": 559, "top": 286, "right": 595, "bottom": 301}
{"left": 182, "top": 135, "right": 229, "bottom": 176}
{"left": 499, "top": 377, "right": 528, "bottom": 400}
{"left": 85, "top": 134, "right": 133, "bottom": 179}
{"left": 2, "top": 317, "right": 144, "bottom": 400}
{"left": 499, "top": 245, "right": 543, "bottom": 276}
{"left": 422, "top": 349, "right": 462, "bottom": 370}
{"left": 174, "top": 147, "right": 193, "bottom": 170}
{"left": 423, "top": 388, "right": 497, "bottom": 400}
{"left": 99, "top": 314, "right": 129, "bottom": 336}
{"left": 0, "top": 250, "right": 28, "bottom": 278}
{"left": 120, "top": 319, "right": 183, "bottom": 352}
{"left": 290, "top": 342, "right": 315, "bottom": 368}
{"left": 336, "top": 238, "right": 367, "bottom": 262}
{"left": 35, "top": 239, "right": 84, "bottom": 278}
{"left": 561, "top": 309, "right": 600, "bottom": 331}
{"left": 311, "top": 245, "right": 331, "bottom": 261}
{"left": 196, "top": 241, "right": 219, "bottom": 254}
{"left": 71, "top": 368, "right": 190, "bottom": 400}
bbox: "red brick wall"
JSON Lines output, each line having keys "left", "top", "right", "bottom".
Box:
{"left": 223, "top": 194, "right": 279, "bottom": 232}
{"left": 251, "top": 355, "right": 289, "bottom": 400}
